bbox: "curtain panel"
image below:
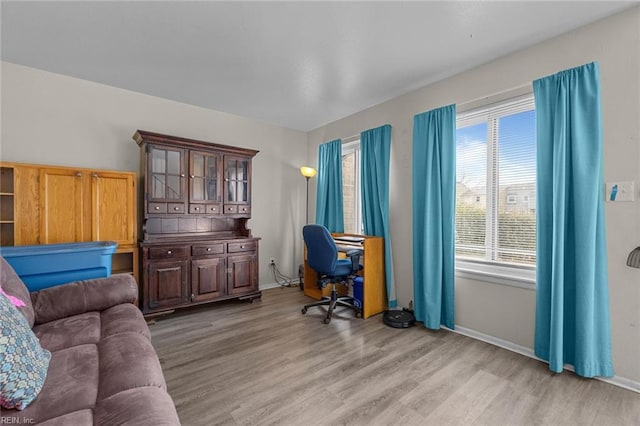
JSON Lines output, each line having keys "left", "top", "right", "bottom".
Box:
{"left": 533, "top": 62, "right": 613, "bottom": 377}
{"left": 412, "top": 105, "right": 456, "bottom": 330}
{"left": 315, "top": 139, "right": 344, "bottom": 233}
{"left": 361, "top": 124, "right": 396, "bottom": 308}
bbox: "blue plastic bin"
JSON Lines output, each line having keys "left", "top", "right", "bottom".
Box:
{"left": 0, "top": 241, "right": 118, "bottom": 291}
{"left": 353, "top": 276, "right": 364, "bottom": 309}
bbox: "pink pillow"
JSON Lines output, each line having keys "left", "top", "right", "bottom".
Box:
{"left": 0, "top": 286, "right": 26, "bottom": 307}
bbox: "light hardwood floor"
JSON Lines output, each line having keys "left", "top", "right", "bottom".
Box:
{"left": 150, "top": 287, "right": 640, "bottom": 426}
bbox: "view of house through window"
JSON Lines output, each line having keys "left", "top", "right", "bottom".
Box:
{"left": 456, "top": 96, "right": 536, "bottom": 266}
{"left": 342, "top": 140, "right": 362, "bottom": 234}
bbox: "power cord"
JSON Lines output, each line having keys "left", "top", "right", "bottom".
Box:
{"left": 270, "top": 261, "right": 299, "bottom": 288}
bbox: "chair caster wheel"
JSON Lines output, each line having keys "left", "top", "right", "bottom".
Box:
{"left": 323, "top": 317, "right": 331, "bottom": 324}
{"left": 301, "top": 307, "right": 307, "bottom": 315}
{"left": 355, "top": 312, "right": 362, "bottom": 318}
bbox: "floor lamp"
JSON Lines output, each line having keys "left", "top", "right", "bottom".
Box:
{"left": 300, "top": 166, "right": 317, "bottom": 224}
{"left": 299, "top": 166, "right": 316, "bottom": 291}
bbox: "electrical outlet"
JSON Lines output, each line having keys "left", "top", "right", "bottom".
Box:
{"left": 269, "top": 257, "right": 275, "bottom": 265}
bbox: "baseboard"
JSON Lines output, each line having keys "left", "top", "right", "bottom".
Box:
{"left": 449, "top": 325, "right": 537, "bottom": 360}
{"left": 259, "top": 280, "right": 301, "bottom": 291}
{"left": 259, "top": 282, "right": 281, "bottom": 290}
{"left": 450, "top": 325, "right": 640, "bottom": 394}
{"left": 597, "top": 374, "right": 640, "bottom": 394}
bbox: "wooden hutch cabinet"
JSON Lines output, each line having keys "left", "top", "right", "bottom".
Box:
{"left": 133, "top": 130, "right": 260, "bottom": 315}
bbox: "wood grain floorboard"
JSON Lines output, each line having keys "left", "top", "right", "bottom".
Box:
{"left": 150, "top": 287, "right": 640, "bottom": 426}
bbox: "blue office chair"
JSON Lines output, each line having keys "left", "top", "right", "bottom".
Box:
{"left": 302, "top": 224, "right": 362, "bottom": 324}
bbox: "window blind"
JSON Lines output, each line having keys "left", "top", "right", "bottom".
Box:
{"left": 456, "top": 95, "right": 536, "bottom": 266}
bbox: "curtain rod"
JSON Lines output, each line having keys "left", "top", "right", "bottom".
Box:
{"left": 333, "top": 83, "right": 533, "bottom": 141}
{"left": 456, "top": 81, "right": 533, "bottom": 111}
{"left": 343, "top": 134, "right": 360, "bottom": 144}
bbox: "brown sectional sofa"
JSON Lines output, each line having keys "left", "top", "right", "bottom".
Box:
{"left": 1, "top": 257, "right": 180, "bottom": 425}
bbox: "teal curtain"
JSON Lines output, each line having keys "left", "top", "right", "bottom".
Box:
{"left": 361, "top": 124, "right": 396, "bottom": 308}
{"left": 315, "top": 139, "right": 344, "bottom": 232}
{"left": 412, "top": 105, "right": 456, "bottom": 330}
{"left": 533, "top": 62, "right": 613, "bottom": 377}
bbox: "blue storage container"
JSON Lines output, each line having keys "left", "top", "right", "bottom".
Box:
{"left": 353, "top": 276, "right": 364, "bottom": 309}
{"left": 0, "top": 241, "right": 118, "bottom": 291}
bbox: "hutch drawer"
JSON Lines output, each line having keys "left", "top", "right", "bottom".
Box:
{"left": 168, "top": 203, "right": 186, "bottom": 214}
{"left": 224, "top": 205, "right": 238, "bottom": 214}
{"left": 228, "top": 241, "right": 257, "bottom": 253}
{"left": 189, "top": 204, "right": 206, "bottom": 214}
{"left": 149, "top": 203, "right": 167, "bottom": 214}
{"left": 206, "top": 204, "right": 221, "bottom": 214}
{"left": 192, "top": 244, "right": 225, "bottom": 256}
{"left": 148, "top": 246, "right": 188, "bottom": 260}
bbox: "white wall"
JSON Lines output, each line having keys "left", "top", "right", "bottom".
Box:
{"left": 309, "top": 7, "right": 640, "bottom": 385}
{"left": 0, "top": 62, "right": 308, "bottom": 286}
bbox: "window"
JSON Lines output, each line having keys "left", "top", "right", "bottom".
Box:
{"left": 456, "top": 95, "right": 536, "bottom": 271}
{"left": 342, "top": 139, "right": 362, "bottom": 234}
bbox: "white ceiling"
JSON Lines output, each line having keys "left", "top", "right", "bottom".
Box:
{"left": 1, "top": 1, "right": 637, "bottom": 131}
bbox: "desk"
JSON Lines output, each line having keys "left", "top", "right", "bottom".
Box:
{"left": 303, "top": 233, "right": 386, "bottom": 319}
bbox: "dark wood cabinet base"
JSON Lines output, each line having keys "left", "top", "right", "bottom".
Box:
{"left": 140, "top": 237, "right": 260, "bottom": 315}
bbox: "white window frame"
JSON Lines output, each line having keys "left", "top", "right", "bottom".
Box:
{"left": 342, "top": 139, "right": 363, "bottom": 234}
{"left": 455, "top": 94, "right": 536, "bottom": 289}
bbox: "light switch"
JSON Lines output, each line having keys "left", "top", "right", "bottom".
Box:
{"left": 606, "top": 181, "right": 635, "bottom": 202}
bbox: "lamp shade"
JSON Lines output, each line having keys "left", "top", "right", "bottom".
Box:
{"left": 300, "top": 166, "right": 317, "bottom": 178}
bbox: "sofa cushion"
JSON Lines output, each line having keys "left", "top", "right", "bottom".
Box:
{"left": 31, "top": 274, "right": 138, "bottom": 325}
{"left": 0, "top": 256, "right": 35, "bottom": 327}
{"left": 0, "top": 292, "right": 51, "bottom": 410}
{"left": 94, "top": 387, "right": 181, "bottom": 425}
{"left": 98, "top": 332, "right": 167, "bottom": 401}
{"left": 101, "top": 303, "right": 150, "bottom": 340}
{"left": 33, "top": 305, "right": 150, "bottom": 353}
{"left": 2, "top": 344, "right": 99, "bottom": 423}
{"left": 34, "top": 312, "right": 101, "bottom": 352}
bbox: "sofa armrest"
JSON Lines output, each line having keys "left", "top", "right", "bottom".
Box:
{"left": 31, "top": 274, "right": 138, "bottom": 325}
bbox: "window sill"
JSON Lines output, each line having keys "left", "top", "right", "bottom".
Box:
{"left": 455, "top": 259, "right": 536, "bottom": 290}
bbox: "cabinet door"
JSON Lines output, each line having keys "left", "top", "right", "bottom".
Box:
{"left": 223, "top": 156, "right": 251, "bottom": 210}
{"left": 91, "top": 171, "right": 136, "bottom": 245}
{"left": 11, "top": 165, "right": 40, "bottom": 246}
{"left": 147, "top": 260, "right": 189, "bottom": 310}
{"left": 227, "top": 253, "right": 258, "bottom": 295}
{"left": 189, "top": 151, "right": 222, "bottom": 205}
{"left": 40, "top": 168, "right": 89, "bottom": 244}
{"left": 147, "top": 144, "right": 186, "bottom": 203}
{"left": 191, "top": 257, "right": 226, "bottom": 302}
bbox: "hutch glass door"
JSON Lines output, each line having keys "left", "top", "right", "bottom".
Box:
{"left": 190, "top": 152, "right": 221, "bottom": 203}
{"left": 225, "top": 157, "right": 249, "bottom": 204}
{"left": 149, "top": 146, "right": 185, "bottom": 201}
